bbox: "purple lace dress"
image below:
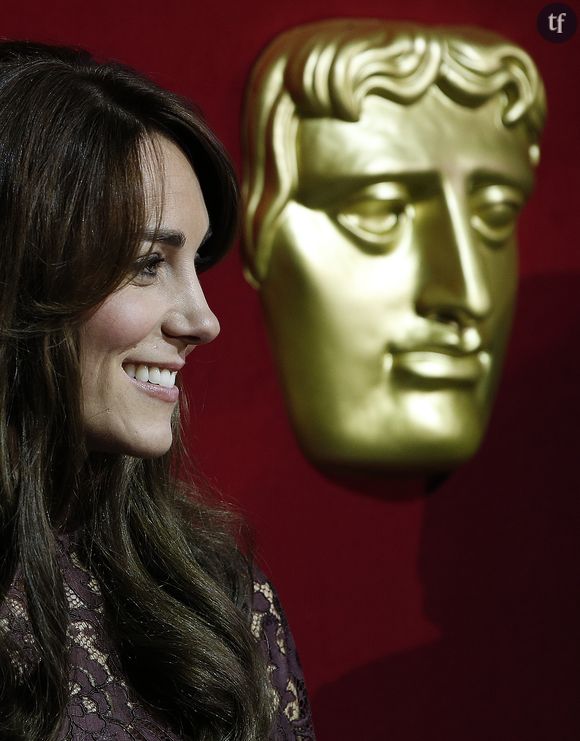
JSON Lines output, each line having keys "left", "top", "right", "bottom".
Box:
{"left": 0, "top": 535, "right": 316, "bottom": 740}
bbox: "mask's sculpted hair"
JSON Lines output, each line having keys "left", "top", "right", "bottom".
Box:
{"left": 242, "top": 19, "right": 547, "bottom": 284}
{"left": 0, "top": 41, "right": 272, "bottom": 740}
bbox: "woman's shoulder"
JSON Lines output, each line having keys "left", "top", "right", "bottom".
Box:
{"left": 250, "top": 567, "right": 317, "bottom": 741}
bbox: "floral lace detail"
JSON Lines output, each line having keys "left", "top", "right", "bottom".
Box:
{"left": 252, "top": 574, "right": 316, "bottom": 740}
{"left": 0, "top": 568, "right": 37, "bottom": 677}
{"left": 1, "top": 538, "right": 316, "bottom": 740}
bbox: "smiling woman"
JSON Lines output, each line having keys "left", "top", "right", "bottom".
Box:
{"left": 80, "top": 137, "right": 219, "bottom": 458}
{"left": 0, "top": 42, "right": 315, "bottom": 740}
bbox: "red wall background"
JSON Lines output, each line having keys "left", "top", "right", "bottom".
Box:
{"left": 2, "top": 1, "right": 579, "bottom": 738}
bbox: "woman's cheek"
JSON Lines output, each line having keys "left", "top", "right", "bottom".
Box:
{"left": 82, "top": 288, "right": 161, "bottom": 351}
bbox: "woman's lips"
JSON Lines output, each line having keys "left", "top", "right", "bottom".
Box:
{"left": 125, "top": 374, "right": 179, "bottom": 402}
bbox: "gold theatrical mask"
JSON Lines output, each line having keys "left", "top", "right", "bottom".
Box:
{"left": 242, "top": 21, "right": 546, "bottom": 472}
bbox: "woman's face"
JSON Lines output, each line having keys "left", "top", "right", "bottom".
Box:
{"left": 79, "top": 136, "right": 220, "bottom": 457}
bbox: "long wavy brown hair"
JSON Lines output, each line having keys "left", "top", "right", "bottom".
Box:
{"left": 0, "top": 41, "right": 273, "bottom": 740}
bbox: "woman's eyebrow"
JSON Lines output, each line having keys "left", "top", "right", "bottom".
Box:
{"left": 141, "top": 225, "right": 212, "bottom": 248}
{"left": 142, "top": 227, "right": 186, "bottom": 247}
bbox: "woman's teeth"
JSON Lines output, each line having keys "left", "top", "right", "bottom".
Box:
{"left": 123, "top": 363, "right": 177, "bottom": 388}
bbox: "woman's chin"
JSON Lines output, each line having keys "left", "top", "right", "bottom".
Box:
{"left": 86, "top": 427, "right": 174, "bottom": 459}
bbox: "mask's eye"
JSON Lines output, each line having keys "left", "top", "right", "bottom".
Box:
{"left": 470, "top": 185, "right": 524, "bottom": 246}
{"left": 333, "top": 183, "right": 412, "bottom": 252}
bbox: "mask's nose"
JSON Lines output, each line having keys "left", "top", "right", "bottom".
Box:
{"left": 413, "top": 180, "right": 493, "bottom": 328}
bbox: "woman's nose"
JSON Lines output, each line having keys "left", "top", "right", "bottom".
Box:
{"left": 162, "top": 276, "right": 221, "bottom": 347}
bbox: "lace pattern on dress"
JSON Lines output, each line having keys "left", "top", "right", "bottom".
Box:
{"left": 252, "top": 574, "right": 316, "bottom": 740}
{"left": 1, "top": 537, "right": 316, "bottom": 740}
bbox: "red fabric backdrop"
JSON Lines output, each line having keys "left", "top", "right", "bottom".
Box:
{"left": 2, "top": 1, "right": 578, "bottom": 738}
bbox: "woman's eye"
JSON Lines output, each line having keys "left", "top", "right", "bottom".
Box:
{"left": 194, "top": 250, "right": 210, "bottom": 273}
{"left": 334, "top": 199, "right": 410, "bottom": 250}
{"left": 133, "top": 253, "right": 165, "bottom": 282}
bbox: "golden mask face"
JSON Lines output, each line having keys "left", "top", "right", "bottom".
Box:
{"left": 242, "top": 22, "right": 546, "bottom": 472}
